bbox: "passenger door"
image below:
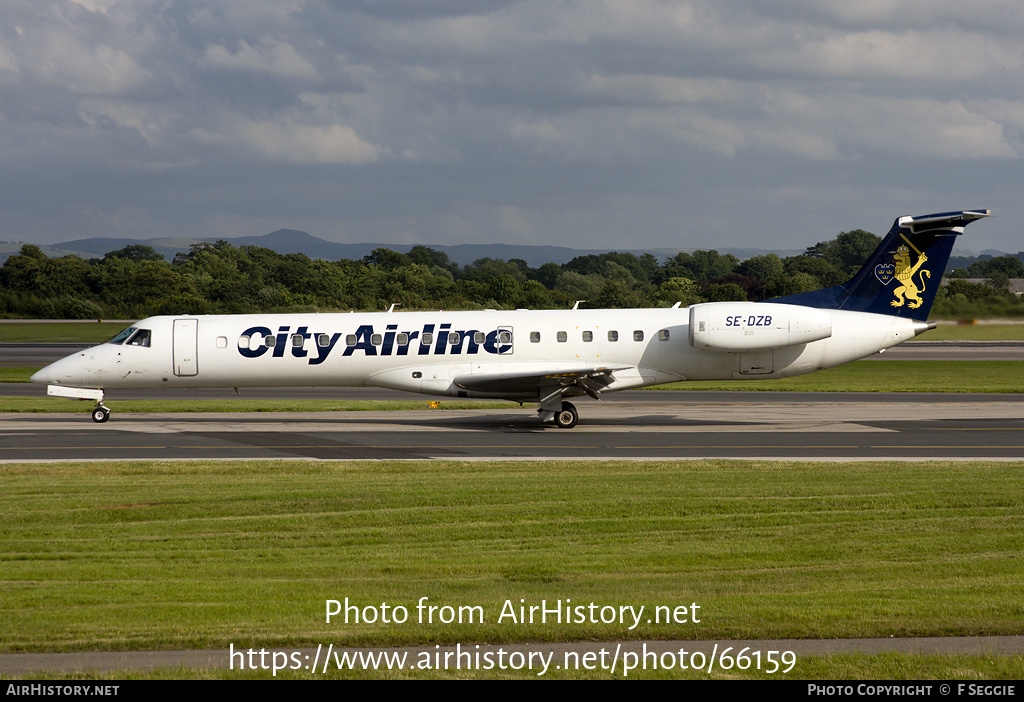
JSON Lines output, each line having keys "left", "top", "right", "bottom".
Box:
{"left": 173, "top": 318, "right": 199, "bottom": 377}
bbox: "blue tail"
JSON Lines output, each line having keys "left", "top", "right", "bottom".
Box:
{"left": 771, "top": 209, "right": 991, "bottom": 321}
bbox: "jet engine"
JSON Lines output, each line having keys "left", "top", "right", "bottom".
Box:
{"left": 688, "top": 302, "right": 832, "bottom": 352}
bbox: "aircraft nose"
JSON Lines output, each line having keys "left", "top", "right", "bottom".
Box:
{"left": 30, "top": 366, "right": 52, "bottom": 385}
{"left": 29, "top": 350, "right": 96, "bottom": 387}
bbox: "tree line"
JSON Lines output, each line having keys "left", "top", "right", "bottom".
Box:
{"left": 1, "top": 230, "right": 1022, "bottom": 319}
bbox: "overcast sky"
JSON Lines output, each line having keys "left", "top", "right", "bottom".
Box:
{"left": 1, "top": 0, "right": 1021, "bottom": 254}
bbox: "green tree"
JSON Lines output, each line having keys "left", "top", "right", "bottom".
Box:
{"left": 701, "top": 282, "right": 747, "bottom": 302}
{"left": 104, "top": 245, "right": 164, "bottom": 262}
{"left": 0, "top": 246, "right": 45, "bottom": 291}
{"left": 489, "top": 273, "right": 523, "bottom": 307}
{"left": 760, "top": 271, "right": 820, "bottom": 298}
{"left": 364, "top": 248, "right": 411, "bottom": 271}
{"left": 591, "top": 280, "right": 640, "bottom": 308}
{"left": 967, "top": 255, "right": 1024, "bottom": 279}
{"left": 536, "top": 262, "right": 562, "bottom": 289}
{"left": 831, "top": 230, "right": 881, "bottom": 274}
{"left": 737, "top": 253, "right": 784, "bottom": 282}
{"left": 408, "top": 245, "right": 458, "bottom": 275}
{"left": 655, "top": 276, "right": 701, "bottom": 306}
{"left": 783, "top": 256, "right": 845, "bottom": 289}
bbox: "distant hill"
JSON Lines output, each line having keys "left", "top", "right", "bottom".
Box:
{"left": 38, "top": 228, "right": 1019, "bottom": 268}
{"left": 1, "top": 230, "right": 809, "bottom": 267}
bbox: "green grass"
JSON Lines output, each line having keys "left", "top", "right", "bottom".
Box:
{"left": 1, "top": 459, "right": 1020, "bottom": 661}
{"left": 0, "top": 368, "right": 35, "bottom": 382}
{"left": 651, "top": 361, "right": 1024, "bottom": 393}
{"left": 925, "top": 322, "right": 1024, "bottom": 341}
{"left": 0, "top": 322, "right": 131, "bottom": 344}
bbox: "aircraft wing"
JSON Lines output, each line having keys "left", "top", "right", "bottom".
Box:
{"left": 453, "top": 366, "right": 632, "bottom": 400}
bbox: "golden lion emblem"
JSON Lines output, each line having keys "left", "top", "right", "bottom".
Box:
{"left": 890, "top": 244, "right": 930, "bottom": 309}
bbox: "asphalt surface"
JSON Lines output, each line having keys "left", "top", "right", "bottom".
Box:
{"left": 2, "top": 342, "right": 1023, "bottom": 462}
{"left": 2, "top": 391, "right": 1023, "bottom": 461}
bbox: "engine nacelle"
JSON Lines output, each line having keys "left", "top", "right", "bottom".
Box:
{"left": 689, "top": 302, "right": 832, "bottom": 352}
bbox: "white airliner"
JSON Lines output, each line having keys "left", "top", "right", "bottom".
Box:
{"left": 31, "top": 210, "right": 990, "bottom": 427}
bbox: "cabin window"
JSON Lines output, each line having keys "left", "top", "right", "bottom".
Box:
{"left": 372, "top": 334, "right": 382, "bottom": 346}
{"left": 608, "top": 331, "right": 618, "bottom": 342}
{"left": 557, "top": 331, "right": 567, "bottom": 343}
{"left": 499, "top": 331, "right": 512, "bottom": 345}
{"left": 582, "top": 331, "right": 593, "bottom": 342}
{"left": 633, "top": 330, "right": 644, "bottom": 342}
{"left": 397, "top": 333, "right": 409, "bottom": 346}
{"left": 474, "top": 332, "right": 486, "bottom": 345}
{"left": 318, "top": 334, "right": 330, "bottom": 347}
{"left": 265, "top": 335, "right": 276, "bottom": 348}
{"left": 216, "top": 336, "right": 228, "bottom": 349}
{"left": 291, "top": 334, "right": 305, "bottom": 348}
{"left": 345, "top": 334, "right": 357, "bottom": 347}
{"left": 238, "top": 335, "right": 251, "bottom": 350}
{"left": 422, "top": 332, "right": 434, "bottom": 346}
{"left": 659, "top": 329, "right": 670, "bottom": 341}
{"left": 530, "top": 332, "right": 541, "bottom": 343}
{"left": 448, "top": 332, "right": 460, "bottom": 346}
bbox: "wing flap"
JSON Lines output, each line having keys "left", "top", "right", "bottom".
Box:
{"left": 453, "top": 366, "right": 631, "bottom": 397}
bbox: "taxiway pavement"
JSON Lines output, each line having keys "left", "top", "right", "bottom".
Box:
{"left": 2, "top": 391, "right": 1022, "bottom": 461}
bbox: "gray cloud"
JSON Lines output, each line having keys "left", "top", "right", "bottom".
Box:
{"left": 0, "top": 0, "right": 1020, "bottom": 253}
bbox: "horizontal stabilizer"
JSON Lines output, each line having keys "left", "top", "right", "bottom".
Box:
{"left": 899, "top": 209, "right": 990, "bottom": 232}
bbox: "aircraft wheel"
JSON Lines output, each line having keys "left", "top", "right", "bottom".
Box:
{"left": 554, "top": 402, "right": 578, "bottom": 429}
{"left": 92, "top": 406, "right": 110, "bottom": 423}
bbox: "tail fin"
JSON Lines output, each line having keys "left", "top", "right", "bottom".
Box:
{"left": 771, "top": 209, "right": 991, "bottom": 321}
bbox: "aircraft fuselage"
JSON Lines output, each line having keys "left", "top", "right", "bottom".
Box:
{"left": 32, "top": 306, "right": 927, "bottom": 400}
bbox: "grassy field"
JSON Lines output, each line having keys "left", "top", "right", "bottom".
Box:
{"left": 926, "top": 321, "right": 1024, "bottom": 341}
{"left": 652, "top": 360, "right": 1024, "bottom": 393}
{"left": 3, "top": 319, "right": 1021, "bottom": 679}
{"left": 0, "top": 322, "right": 131, "bottom": 344}
{"left": 1, "top": 459, "right": 1021, "bottom": 679}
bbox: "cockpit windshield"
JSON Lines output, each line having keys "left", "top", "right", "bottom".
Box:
{"left": 108, "top": 327, "right": 137, "bottom": 345}
{"left": 107, "top": 327, "right": 151, "bottom": 347}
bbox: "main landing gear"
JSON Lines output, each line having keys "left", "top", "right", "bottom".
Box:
{"left": 537, "top": 400, "right": 578, "bottom": 428}
{"left": 91, "top": 403, "right": 110, "bottom": 423}
{"left": 554, "top": 401, "right": 578, "bottom": 429}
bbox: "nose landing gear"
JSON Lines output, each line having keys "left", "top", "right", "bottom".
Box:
{"left": 91, "top": 403, "right": 110, "bottom": 423}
